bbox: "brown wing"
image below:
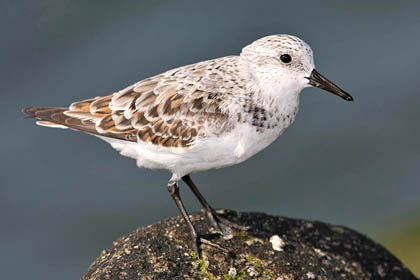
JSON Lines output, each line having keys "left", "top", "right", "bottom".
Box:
{"left": 23, "top": 77, "right": 230, "bottom": 148}
{"left": 22, "top": 104, "right": 137, "bottom": 142}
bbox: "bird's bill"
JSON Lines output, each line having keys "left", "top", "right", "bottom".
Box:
{"left": 307, "top": 69, "right": 353, "bottom": 101}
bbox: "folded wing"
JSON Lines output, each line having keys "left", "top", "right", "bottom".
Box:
{"left": 23, "top": 71, "right": 231, "bottom": 148}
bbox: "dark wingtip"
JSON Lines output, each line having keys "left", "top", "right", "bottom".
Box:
{"left": 22, "top": 107, "right": 56, "bottom": 118}
{"left": 22, "top": 107, "right": 36, "bottom": 118}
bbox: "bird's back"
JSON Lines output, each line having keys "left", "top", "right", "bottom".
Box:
{"left": 23, "top": 54, "right": 299, "bottom": 176}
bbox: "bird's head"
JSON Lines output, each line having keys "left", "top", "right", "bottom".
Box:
{"left": 241, "top": 34, "right": 353, "bottom": 101}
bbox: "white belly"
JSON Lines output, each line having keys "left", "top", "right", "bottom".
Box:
{"left": 98, "top": 94, "right": 300, "bottom": 179}
{"left": 97, "top": 97, "right": 300, "bottom": 179}
{"left": 97, "top": 119, "right": 291, "bottom": 179}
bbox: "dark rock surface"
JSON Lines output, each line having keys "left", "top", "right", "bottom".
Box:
{"left": 82, "top": 210, "right": 417, "bottom": 280}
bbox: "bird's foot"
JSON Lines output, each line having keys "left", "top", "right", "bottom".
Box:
{"left": 204, "top": 209, "right": 250, "bottom": 236}
{"left": 192, "top": 234, "right": 235, "bottom": 259}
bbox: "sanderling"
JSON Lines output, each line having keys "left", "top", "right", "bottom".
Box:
{"left": 23, "top": 34, "right": 353, "bottom": 257}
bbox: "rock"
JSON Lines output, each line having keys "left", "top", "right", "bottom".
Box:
{"left": 82, "top": 210, "right": 417, "bottom": 280}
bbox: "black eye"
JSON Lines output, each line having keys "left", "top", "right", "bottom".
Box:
{"left": 280, "top": 54, "right": 292, "bottom": 63}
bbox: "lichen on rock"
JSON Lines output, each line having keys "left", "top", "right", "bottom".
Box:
{"left": 82, "top": 210, "right": 417, "bottom": 280}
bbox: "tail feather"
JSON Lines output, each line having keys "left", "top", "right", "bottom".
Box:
{"left": 23, "top": 106, "right": 97, "bottom": 131}
{"left": 22, "top": 106, "right": 133, "bottom": 141}
{"left": 22, "top": 107, "right": 56, "bottom": 118}
{"left": 35, "top": 120, "right": 68, "bottom": 129}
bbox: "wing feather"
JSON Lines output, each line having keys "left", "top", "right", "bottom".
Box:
{"left": 23, "top": 56, "right": 249, "bottom": 148}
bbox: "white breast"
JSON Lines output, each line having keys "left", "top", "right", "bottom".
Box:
{"left": 96, "top": 93, "right": 300, "bottom": 179}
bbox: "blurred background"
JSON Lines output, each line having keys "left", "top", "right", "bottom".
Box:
{"left": 1, "top": 0, "right": 420, "bottom": 278}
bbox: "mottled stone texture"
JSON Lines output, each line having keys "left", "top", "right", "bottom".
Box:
{"left": 82, "top": 210, "right": 417, "bottom": 280}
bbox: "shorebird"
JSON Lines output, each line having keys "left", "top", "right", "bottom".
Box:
{"left": 23, "top": 34, "right": 353, "bottom": 257}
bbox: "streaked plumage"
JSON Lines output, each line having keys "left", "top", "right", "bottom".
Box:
{"left": 23, "top": 34, "right": 353, "bottom": 257}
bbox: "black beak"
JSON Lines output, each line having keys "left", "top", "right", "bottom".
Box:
{"left": 307, "top": 69, "right": 353, "bottom": 101}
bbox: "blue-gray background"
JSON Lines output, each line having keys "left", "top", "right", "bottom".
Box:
{"left": 2, "top": 1, "right": 420, "bottom": 278}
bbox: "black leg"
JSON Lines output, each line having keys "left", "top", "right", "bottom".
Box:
{"left": 182, "top": 175, "right": 249, "bottom": 233}
{"left": 167, "top": 178, "right": 230, "bottom": 258}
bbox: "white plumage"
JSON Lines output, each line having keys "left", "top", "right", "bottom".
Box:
{"left": 23, "top": 34, "right": 353, "bottom": 257}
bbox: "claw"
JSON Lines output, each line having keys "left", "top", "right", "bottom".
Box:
{"left": 198, "top": 236, "right": 234, "bottom": 257}
{"left": 205, "top": 209, "right": 250, "bottom": 234}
